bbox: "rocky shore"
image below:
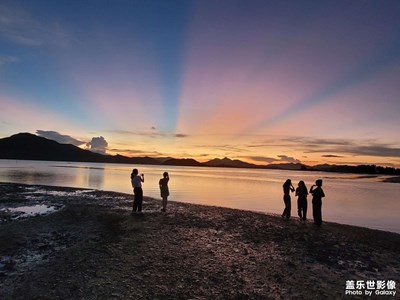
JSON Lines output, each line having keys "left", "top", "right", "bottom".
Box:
{"left": 0, "top": 182, "right": 399, "bottom": 299}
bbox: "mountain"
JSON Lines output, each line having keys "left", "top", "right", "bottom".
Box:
{"left": 0, "top": 133, "right": 106, "bottom": 162}
{"left": 162, "top": 158, "right": 203, "bottom": 167}
{"left": 107, "top": 154, "right": 161, "bottom": 165}
{"left": 155, "top": 157, "right": 174, "bottom": 163}
{"left": 310, "top": 164, "right": 335, "bottom": 171}
{"left": 264, "top": 163, "right": 308, "bottom": 170}
{"left": 0, "top": 133, "right": 201, "bottom": 167}
{"left": 204, "top": 157, "right": 258, "bottom": 168}
{"left": 0, "top": 133, "right": 161, "bottom": 165}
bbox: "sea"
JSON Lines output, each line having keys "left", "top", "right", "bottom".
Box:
{"left": 0, "top": 159, "right": 399, "bottom": 234}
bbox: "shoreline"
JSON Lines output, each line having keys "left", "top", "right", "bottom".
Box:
{"left": 1, "top": 157, "right": 400, "bottom": 178}
{"left": 383, "top": 176, "right": 400, "bottom": 183}
{"left": 1, "top": 179, "right": 399, "bottom": 235}
{"left": 1, "top": 182, "right": 399, "bottom": 299}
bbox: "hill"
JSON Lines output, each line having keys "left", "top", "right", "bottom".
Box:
{"left": 265, "top": 163, "right": 308, "bottom": 170}
{"left": 204, "top": 157, "right": 258, "bottom": 168}
{"left": 0, "top": 133, "right": 106, "bottom": 162}
{"left": 0, "top": 133, "right": 160, "bottom": 165}
{"left": 162, "top": 158, "right": 203, "bottom": 167}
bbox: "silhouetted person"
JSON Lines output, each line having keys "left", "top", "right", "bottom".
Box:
{"left": 159, "top": 172, "right": 170, "bottom": 212}
{"left": 310, "top": 179, "right": 325, "bottom": 226}
{"left": 131, "top": 168, "right": 144, "bottom": 213}
{"left": 295, "top": 180, "right": 308, "bottom": 222}
{"left": 282, "top": 179, "right": 295, "bottom": 219}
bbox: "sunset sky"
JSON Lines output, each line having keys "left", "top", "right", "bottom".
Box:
{"left": 1, "top": 0, "right": 400, "bottom": 167}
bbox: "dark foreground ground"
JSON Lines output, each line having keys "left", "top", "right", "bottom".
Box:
{"left": 0, "top": 182, "right": 399, "bottom": 299}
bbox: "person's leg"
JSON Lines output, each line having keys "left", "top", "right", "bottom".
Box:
{"left": 282, "top": 197, "right": 287, "bottom": 218}
{"left": 312, "top": 200, "right": 317, "bottom": 224}
{"left": 315, "top": 201, "right": 322, "bottom": 225}
{"left": 162, "top": 196, "right": 167, "bottom": 211}
{"left": 298, "top": 199, "right": 303, "bottom": 219}
{"left": 284, "top": 196, "right": 291, "bottom": 219}
{"left": 282, "top": 195, "right": 290, "bottom": 218}
{"left": 317, "top": 202, "right": 322, "bottom": 225}
{"left": 303, "top": 201, "right": 308, "bottom": 221}
{"left": 137, "top": 188, "right": 143, "bottom": 212}
{"left": 132, "top": 189, "right": 138, "bottom": 212}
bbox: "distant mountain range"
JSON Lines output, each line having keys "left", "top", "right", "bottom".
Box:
{"left": 204, "top": 157, "right": 258, "bottom": 168}
{"left": 0, "top": 133, "right": 160, "bottom": 165}
{"left": 0, "top": 133, "right": 399, "bottom": 175}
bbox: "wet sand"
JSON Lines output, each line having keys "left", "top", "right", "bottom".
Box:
{"left": 0, "top": 182, "right": 399, "bottom": 299}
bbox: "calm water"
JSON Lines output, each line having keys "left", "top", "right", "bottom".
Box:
{"left": 0, "top": 159, "right": 399, "bottom": 233}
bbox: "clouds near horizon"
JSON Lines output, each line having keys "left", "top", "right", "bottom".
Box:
{"left": 86, "top": 137, "right": 108, "bottom": 155}
{"left": 36, "top": 130, "right": 85, "bottom": 146}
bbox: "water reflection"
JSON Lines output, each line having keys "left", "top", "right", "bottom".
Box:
{"left": 3, "top": 169, "right": 74, "bottom": 186}
{"left": 0, "top": 160, "right": 399, "bottom": 233}
{"left": 87, "top": 167, "right": 105, "bottom": 189}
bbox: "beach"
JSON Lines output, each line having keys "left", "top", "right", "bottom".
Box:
{"left": 0, "top": 182, "right": 399, "bottom": 299}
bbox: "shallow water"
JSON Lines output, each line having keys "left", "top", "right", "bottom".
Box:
{"left": 6, "top": 205, "right": 56, "bottom": 216}
{"left": 0, "top": 159, "right": 399, "bottom": 233}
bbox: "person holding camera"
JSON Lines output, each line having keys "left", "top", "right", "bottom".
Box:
{"left": 296, "top": 180, "right": 308, "bottom": 222}
{"left": 310, "top": 179, "right": 325, "bottom": 226}
{"left": 282, "top": 179, "right": 295, "bottom": 219}
{"left": 159, "top": 172, "right": 170, "bottom": 212}
{"left": 131, "top": 168, "right": 144, "bottom": 213}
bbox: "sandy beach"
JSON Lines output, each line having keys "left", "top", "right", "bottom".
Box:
{"left": 0, "top": 182, "right": 399, "bottom": 299}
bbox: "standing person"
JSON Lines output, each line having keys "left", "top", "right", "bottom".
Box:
{"left": 295, "top": 180, "right": 308, "bottom": 222}
{"left": 131, "top": 168, "right": 144, "bottom": 213}
{"left": 159, "top": 172, "right": 170, "bottom": 212}
{"left": 310, "top": 179, "right": 325, "bottom": 226}
{"left": 282, "top": 179, "right": 295, "bottom": 219}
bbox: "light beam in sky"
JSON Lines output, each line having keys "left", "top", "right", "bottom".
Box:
{"left": 1, "top": 0, "right": 400, "bottom": 167}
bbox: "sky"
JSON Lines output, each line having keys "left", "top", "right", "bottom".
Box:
{"left": 1, "top": 0, "right": 400, "bottom": 167}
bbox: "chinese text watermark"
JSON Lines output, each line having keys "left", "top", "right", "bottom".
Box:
{"left": 345, "top": 280, "right": 396, "bottom": 297}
